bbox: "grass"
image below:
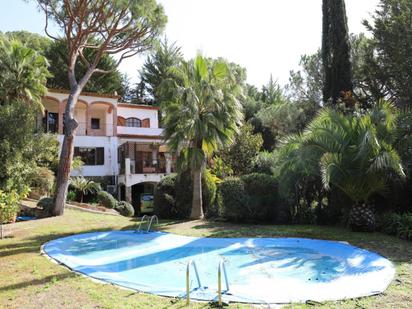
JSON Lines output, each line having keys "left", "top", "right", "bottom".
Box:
{"left": 0, "top": 208, "right": 411, "bottom": 309}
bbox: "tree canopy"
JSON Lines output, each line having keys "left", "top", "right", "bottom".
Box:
{"left": 364, "top": 0, "right": 412, "bottom": 106}
{"left": 139, "top": 37, "right": 183, "bottom": 104}
{"left": 4, "top": 30, "right": 125, "bottom": 95}
{"left": 0, "top": 38, "right": 51, "bottom": 194}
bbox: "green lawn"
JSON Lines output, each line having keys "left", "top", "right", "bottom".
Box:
{"left": 1, "top": 208, "right": 411, "bottom": 309}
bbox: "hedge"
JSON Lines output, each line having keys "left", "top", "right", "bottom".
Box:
{"left": 153, "top": 170, "right": 217, "bottom": 219}
{"left": 37, "top": 197, "right": 55, "bottom": 215}
{"left": 218, "top": 173, "right": 281, "bottom": 223}
{"left": 116, "top": 201, "right": 135, "bottom": 217}
{"left": 153, "top": 174, "right": 177, "bottom": 218}
{"left": 174, "top": 169, "right": 217, "bottom": 219}
{"left": 218, "top": 177, "right": 249, "bottom": 222}
{"left": 97, "top": 191, "right": 117, "bottom": 209}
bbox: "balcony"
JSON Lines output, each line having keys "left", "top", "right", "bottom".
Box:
{"left": 43, "top": 121, "right": 114, "bottom": 136}
{"left": 41, "top": 97, "right": 116, "bottom": 137}
{"left": 131, "top": 159, "right": 166, "bottom": 174}
{"left": 119, "top": 157, "right": 174, "bottom": 187}
{"left": 117, "top": 126, "right": 163, "bottom": 137}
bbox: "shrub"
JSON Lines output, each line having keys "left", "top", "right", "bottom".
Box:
{"left": 380, "top": 212, "right": 412, "bottom": 241}
{"left": 218, "top": 173, "right": 281, "bottom": 223}
{"left": 253, "top": 151, "right": 277, "bottom": 175}
{"left": 377, "top": 212, "right": 397, "bottom": 235}
{"left": 37, "top": 197, "right": 54, "bottom": 215}
{"left": 240, "top": 173, "right": 279, "bottom": 222}
{"left": 397, "top": 213, "right": 412, "bottom": 240}
{"left": 116, "top": 201, "right": 134, "bottom": 217}
{"left": 222, "top": 123, "right": 263, "bottom": 175}
{"left": 218, "top": 177, "right": 249, "bottom": 222}
{"left": 29, "top": 167, "right": 55, "bottom": 196}
{"left": 175, "top": 169, "right": 217, "bottom": 219}
{"left": 0, "top": 190, "right": 21, "bottom": 223}
{"left": 97, "top": 191, "right": 117, "bottom": 209}
{"left": 153, "top": 174, "right": 177, "bottom": 218}
{"left": 174, "top": 171, "right": 192, "bottom": 218}
{"left": 202, "top": 169, "right": 217, "bottom": 218}
{"left": 66, "top": 190, "right": 76, "bottom": 202}
{"left": 69, "top": 177, "right": 101, "bottom": 203}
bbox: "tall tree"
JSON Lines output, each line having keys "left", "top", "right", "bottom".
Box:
{"left": 322, "top": 0, "right": 353, "bottom": 106}
{"left": 364, "top": 0, "right": 412, "bottom": 107}
{"left": 4, "top": 31, "right": 125, "bottom": 95}
{"left": 162, "top": 55, "right": 243, "bottom": 219}
{"left": 0, "top": 37, "right": 50, "bottom": 194}
{"left": 139, "top": 37, "right": 183, "bottom": 104}
{"left": 37, "top": 0, "right": 166, "bottom": 216}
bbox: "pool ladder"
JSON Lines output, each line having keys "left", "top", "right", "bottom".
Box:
{"left": 185, "top": 258, "right": 230, "bottom": 306}
{"left": 135, "top": 215, "right": 158, "bottom": 233}
{"left": 185, "top": 260, "right": 203, "bottom": 305}
{"left": 217, "top": 259, "right": 230, "bottom": 306}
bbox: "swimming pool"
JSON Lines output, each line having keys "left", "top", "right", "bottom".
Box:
{"left": 42, "top": 231, "right": 395, "bottom": 304}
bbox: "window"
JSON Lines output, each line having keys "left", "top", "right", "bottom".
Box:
{"left": 43, "top": 111, "right": 59, "bottom": 133}
{"left": 91, "top": 118, "right": 100, "bottom": 129}
{"left": 126, "top": 117, "right": 141, "bottom": 127}
{"left": 74, "top": 147, "right": 104, "bottom": 165}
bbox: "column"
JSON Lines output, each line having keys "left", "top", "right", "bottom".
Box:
{"left": 112, "top": 105, "right": 117, "bottom": 137}
{"left": 86, "top": 104, "right": 91, "bottom": 136}
{"left": 165, "top": 153, "right": 172, "bottom": 174}
{"left": 125, "top": 158, "right": 131, "bottom": 176}
{"left": 125, "top": 186, "right": 132, "bottom": 204}
{"left": 58, "top": 100, "right": 64, "bottom": 134}
{"left": 152, "top": 147, "right": 158, "bottom": 166}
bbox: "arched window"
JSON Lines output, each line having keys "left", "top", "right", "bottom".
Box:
{"left": 126, "top": 117, "right": 141, "bottom": 127}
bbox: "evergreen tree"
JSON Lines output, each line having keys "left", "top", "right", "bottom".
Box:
{"left": 364, "top": 0, "right": 412, "bottom": 107}
{"left": 322, "top": 0, "right": 353, "bottom": 106}
{"left": 139, "top": 37, "right": 183, "bottom": 104}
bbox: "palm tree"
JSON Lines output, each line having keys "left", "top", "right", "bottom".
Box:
{"left": 69, "top": 177, "right": 101, "bottom": 203}
{"left": 278, "top": 101, "right": 404, "bottom": 231}
{"left": 0, "top": 38, "right": 49, "bottom": 108}
{"left": 162, "top": 55, "right": 243, "bottom": 219}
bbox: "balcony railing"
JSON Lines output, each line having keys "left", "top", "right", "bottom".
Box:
{"left": 134, "top": 160, "right": 166, "bottom": 174}
{"left": 117, "top": 126, "right": 163, "bottom": 137}
{"left": 42, "top": 121, "right": 115, "bottom": 136}
{"left": 120, "top": 159, "right": 167, "bottom": 174}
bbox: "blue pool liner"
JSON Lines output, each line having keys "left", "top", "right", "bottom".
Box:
{"left": 16, "top": 216, "right": 37, "bottom": 221}
{"left": 42, "top": 231, "right": 395, "bottom": 304}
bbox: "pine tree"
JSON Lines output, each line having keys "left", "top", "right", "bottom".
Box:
{"left": 322, "top": 0, "right": 353, "bottom": 106}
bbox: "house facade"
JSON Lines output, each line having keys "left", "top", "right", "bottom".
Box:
{"left": 41, "top": 89, "right": 174, "bottom": 209}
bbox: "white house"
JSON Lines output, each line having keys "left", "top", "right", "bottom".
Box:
{"left": 41, "top": 89, "right": 175, "bottom": 209}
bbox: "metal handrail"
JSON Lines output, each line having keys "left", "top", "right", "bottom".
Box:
{"left": 135, "top": 215, "right": 149, "bottom": 233}
{"left": 186, "top": 259, "right": 202, "bottom": 305}
{"left": 218, "top": 259, "right": 230, "bottom": 306}
{"left": 146, "top": 215, "right": 158, "bottom": 233}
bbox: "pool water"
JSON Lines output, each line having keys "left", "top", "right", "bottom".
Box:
{"left": 43, "top": 231, "right": 395, "bottom": 304}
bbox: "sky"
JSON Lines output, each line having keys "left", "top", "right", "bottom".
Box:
{"left": 0, "top": 0, "right": 379, "bottom": 88}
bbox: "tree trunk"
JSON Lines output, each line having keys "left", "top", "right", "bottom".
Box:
{"left": 190, "top": 167, "right": 204, "bottom": 220}
{"left": 53, "top": 92, "right": 79, "bottom": 216}
{"left": 348, "top": 202, "right": 375, "bottom": 232}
